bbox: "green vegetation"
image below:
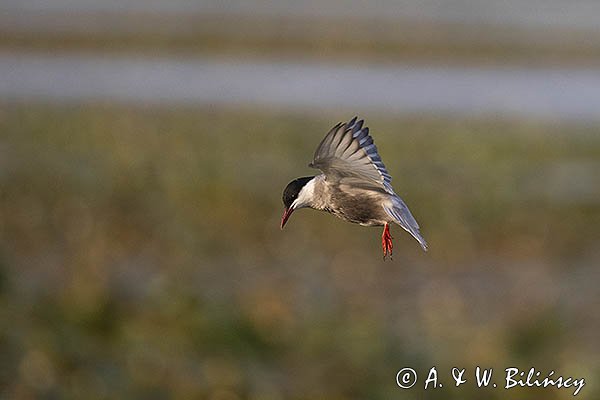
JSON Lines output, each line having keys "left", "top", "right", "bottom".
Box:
{"left": 1, "top": 104, "right": 598, "bottom": 398}
{"left": 3, "top": 15, "right": 600, "bottom": 66}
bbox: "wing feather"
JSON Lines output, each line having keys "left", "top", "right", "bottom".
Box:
{"left": 309, "top": 117, "right": 428, "bottom": 251}
{"left": 384, "top": 199, "right": 428, "bottom": 251}
{"left": 310, "top": 117, "right": 394, "bottom": 193}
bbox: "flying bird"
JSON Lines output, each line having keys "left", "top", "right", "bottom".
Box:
{"left": 281, "top": 117, "right": 427, "bottom": 259}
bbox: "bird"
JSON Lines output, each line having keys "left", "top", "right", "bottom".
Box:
{"left": 280, "top": 116, "right": 427, "bottom": 259}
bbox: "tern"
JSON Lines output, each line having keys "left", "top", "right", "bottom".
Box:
{"left": 281, "top": 117, "right": 427, "bottom": 259}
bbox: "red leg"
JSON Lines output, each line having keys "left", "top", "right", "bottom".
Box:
{"left": 381, "top": 223, "right": 394, "bottom": 260}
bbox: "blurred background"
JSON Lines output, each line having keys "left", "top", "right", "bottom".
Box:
{"left": 1, "top": 1, "right": 599, "bottom": 399}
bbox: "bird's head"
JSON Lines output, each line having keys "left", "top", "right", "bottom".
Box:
{"left": 281, "top": 176, "right": 315, "bottom": 229}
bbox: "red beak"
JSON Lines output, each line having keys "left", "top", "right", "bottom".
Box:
{"left": 280, "top": 207, "right": 294, "bottom": 229}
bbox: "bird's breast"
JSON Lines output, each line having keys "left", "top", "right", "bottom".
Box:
{"left": 321, "top": 188, "right": 389, "bottom": 226}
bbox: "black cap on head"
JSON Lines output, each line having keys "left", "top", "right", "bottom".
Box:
{"left": 282, "top": 176, "right": 314, "bottom": 209}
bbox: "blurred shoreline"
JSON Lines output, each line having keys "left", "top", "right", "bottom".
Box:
{"left": 3, "top": 10, "right": 600, "bottom": 66}
{"left": 3, "top": 50, "right": 600, "bottom": 122}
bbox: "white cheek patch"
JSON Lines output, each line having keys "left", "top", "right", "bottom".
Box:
{"left": 293, "top": 177, "right": 316, "bottom": 208}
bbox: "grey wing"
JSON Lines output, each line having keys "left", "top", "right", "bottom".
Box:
{"left": 309, "top": 116, "right": 393, "bottom": 193}
{"left": 383, "top": 198, "right": 428, "bottom": 251}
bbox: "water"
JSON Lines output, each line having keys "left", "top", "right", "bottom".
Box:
{"left": 3, "top": 52, "right": 600, "bottom": 121}
{"left": 3, "top": 0, "right": 600, "bottom": 32}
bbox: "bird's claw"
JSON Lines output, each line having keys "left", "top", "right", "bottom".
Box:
{"left": 383, "top": 245, "right": 393, "bottom": 261}
{"left": 381, "top": 224, "right": 394, "bottom": 261}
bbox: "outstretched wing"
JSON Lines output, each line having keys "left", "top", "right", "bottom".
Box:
{"left": 384, "top": 199, "right": 428, "bottom": 251}
{"left": 309, "top": 117, "right": 393, "bottom": 193}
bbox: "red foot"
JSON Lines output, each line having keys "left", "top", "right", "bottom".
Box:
{"left": 381, "top": 223, "right": 393, "bottom": 260}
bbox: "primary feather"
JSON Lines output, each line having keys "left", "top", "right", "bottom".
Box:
{"left": 310, "top": 117, "right": 428, "bottom": 251}
{"left": 309, "top": 117, "right": 394, "bottom": 194}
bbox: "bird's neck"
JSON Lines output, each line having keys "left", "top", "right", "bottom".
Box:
{"left": 297, "top": 175, "right": 327, "bottom": 210}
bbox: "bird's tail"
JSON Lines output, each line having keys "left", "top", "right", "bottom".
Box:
{"left": 383, "top": 199, "right": 428, "bottom": 251}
